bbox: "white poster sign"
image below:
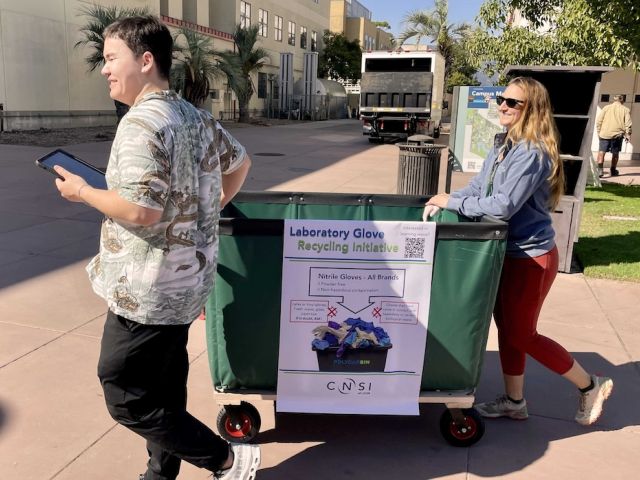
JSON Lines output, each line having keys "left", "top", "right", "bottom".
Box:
{"left": 276, "top": 219, "right": 436, "bottom": 415}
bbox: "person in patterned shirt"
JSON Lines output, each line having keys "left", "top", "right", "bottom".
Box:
{"left": 53, "top": 15, "right": 259, "bottom": 480}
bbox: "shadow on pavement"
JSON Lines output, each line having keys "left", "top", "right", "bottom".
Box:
{"left": 0, "top": 122, "right": 382, "bottom": 292}
{"left": 0, "top": 401, "right": 7, "bottom": 433}
{"left": 254, "top": 351, "right": 638, "bottom": 479}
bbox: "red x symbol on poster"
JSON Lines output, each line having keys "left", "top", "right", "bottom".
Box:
{"left": 327, "top": 306, "right": 337, "bottom": 317}
{"left": 372, "top": 306, "right": 382, "bottom": 318}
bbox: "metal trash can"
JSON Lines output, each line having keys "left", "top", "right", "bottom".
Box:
{"left": 397, "top": 143, "right": 447, "bottom": 195}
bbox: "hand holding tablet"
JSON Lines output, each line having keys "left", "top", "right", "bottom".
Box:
{"left": 35, "top": 148, "right": 107, "bottom": 190}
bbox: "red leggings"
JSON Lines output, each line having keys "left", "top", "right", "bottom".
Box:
{"left": 494, "top": 246, "right": 574, "bottom": 376}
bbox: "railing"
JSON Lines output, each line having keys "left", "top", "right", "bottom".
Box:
{"left": 218, "top": 95, "right": 349, "bottom": 122}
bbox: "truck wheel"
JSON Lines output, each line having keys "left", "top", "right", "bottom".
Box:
{"left": 216, "top": 402, "right": 261, "bottom": 443}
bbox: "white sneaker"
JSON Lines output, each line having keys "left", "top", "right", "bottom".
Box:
{"left": 575, "top": 375, "right": 613, "bottom": 426}
{"left": 216, "top": 443, "right": 260, "bottom": 480}
{"left": 475, "top": 394, "right": 528, "bottom": 420}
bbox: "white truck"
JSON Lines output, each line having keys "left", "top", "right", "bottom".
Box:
{"left": 359, "top": 50, "right": 445, "bottom": 142}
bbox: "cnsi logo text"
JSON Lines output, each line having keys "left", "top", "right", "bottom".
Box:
{"left": 327, "top": 378, "right": 372, "bottom": 395}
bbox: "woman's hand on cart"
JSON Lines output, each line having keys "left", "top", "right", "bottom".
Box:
{"left": 422, "top": 205, "right": 441, "bottom": 221}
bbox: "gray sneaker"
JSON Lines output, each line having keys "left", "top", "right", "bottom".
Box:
{"left": 216, "top": 443, "right": 260, "bottom": 480}
{"left": 475, "top": 394, "right": 528, "bottom": 420}
{"left": 575, "top": 375, "right": 613, "bottom": 426}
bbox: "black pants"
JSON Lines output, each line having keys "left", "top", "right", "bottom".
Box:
{"left": 97, "top": 310, "right": 229, "bottom": 480}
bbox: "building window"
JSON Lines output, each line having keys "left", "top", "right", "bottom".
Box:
{"left": 635, "top": 94, "right": 640, "bottom": 103}
{"left": 258, "top": 72, "right": 267, "bottom": 99}
{"left": 274, "top": 15, "right": 283, "bottom": 42}
{"left": 311, "top": 30, "right": 317, "bottom": 51}
{"left": 300, "top": 26, "right": 307, "bottom": 49}
{"left": 363, "top": 35, "right": 374, "bottom": 51}
{"left": 258, "top": 9, "right": 268, "bottom": 37}
{"left": 240, "top": 1, "right": 251, "bottom": 29}
{"left": 183, "top": 0, "right": 197, "bottom": 23}
{"left": 601, "top": 94, "right": 610, "bottom": 102}
{"left": 288, "top": 21, "right": 296, "bottom": 46}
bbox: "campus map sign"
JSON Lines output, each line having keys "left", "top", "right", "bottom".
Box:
{"left": 276, "top": 219, "right": 436, "bottom": 415}
{"left": 452, "top": 86, "right": 506, "bottom": 172}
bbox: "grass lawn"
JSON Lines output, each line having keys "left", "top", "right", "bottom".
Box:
{"left": 575, "top": 183, "right": 640, "bottom": 283}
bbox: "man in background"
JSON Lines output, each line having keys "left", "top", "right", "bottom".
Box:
{"left": 53, "top": 15, "right": 259, "bottom": 480}
{"left": 596, "top": 94, "right": 632, "bottom": 177}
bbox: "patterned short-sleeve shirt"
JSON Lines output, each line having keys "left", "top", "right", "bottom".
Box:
{"left": 87, "top": 91, "right": 247, "bottom": 325}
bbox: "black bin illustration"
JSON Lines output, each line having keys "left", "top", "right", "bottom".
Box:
{"left": 313, "top": 345, "right": 393, "bottom": 373}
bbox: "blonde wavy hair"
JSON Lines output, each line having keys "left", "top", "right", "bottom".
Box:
{"left": 505, "top": 76, "right": 564, "bottom": 209}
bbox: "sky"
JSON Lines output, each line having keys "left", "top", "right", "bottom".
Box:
{"left": 362, "top": 0, "right": 486, "bottom": 39}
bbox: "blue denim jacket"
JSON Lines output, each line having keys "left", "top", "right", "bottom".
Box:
{"left": 447, "top": 137, "right": 556, "bottom": 258}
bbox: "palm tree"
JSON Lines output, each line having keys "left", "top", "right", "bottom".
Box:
{"left": 398, "top": 0, "right": 471, "bottom": 83}
{"left": 170, "top": 27, "right": 221, "bottom": 108}
{"left": 74, "top": 4, "right": 150, "bottom": 121}
{"left": 216, "top": 24, "right": 269, "bottom": 123}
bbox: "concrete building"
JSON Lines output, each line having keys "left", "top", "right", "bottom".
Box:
{"left": 0, "top": 0, "right": 163, "bottom": 130}
{"left": 0, "top": 0, "right": 397, "bottom": 129}
{"left": 203, "top": 0, "right": 330, "bottom": 119}
{"left": 0, "top": 0, "right": 331, "bottom": 129}
{"left": 329, "top": 0, "right": 393, "bottom": 52}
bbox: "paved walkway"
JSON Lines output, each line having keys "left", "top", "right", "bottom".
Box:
{"left": 0, "top": 119, "right": 638, "bottom": 479}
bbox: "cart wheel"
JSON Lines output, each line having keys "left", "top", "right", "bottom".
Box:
{"left": 439, "top": 408, "right": 485, "bottom": 447}
{"left": 216, "top": 402, "right": 261, "bottom": 443}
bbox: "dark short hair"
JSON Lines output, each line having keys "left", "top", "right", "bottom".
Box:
{"left": 103, "top": 15, "right": 173, "bottom": 80}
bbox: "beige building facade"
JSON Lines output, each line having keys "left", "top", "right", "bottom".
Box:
{"left": 203, "top": 0, "right": 330, "bottom": 119}
{"left": 329, "top": 0, "right": 393, "bottom": 51}
{"left": 0, "top": 0, "right": 162, "bottom": 130}
{"left": 0, "top": 0, "right": 395, "bottom": 129}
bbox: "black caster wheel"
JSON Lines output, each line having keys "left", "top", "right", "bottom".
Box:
{"left": 216, "top": 401, "right": 261, "bottom": 443}
{"left": 439, "top": 408, "right": 485, "bottom": 447}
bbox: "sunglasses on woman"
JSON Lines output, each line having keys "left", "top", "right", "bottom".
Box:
{"left": 496, "top": 95, "right": 525, "bottom": 108}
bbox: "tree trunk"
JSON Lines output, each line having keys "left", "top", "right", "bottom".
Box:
{"left": 238, "top": 99, "right": 250, "bottom": 123}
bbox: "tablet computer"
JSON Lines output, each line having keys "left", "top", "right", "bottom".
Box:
{"left": 35, "top": 149, "right": 107, "bottom": 190}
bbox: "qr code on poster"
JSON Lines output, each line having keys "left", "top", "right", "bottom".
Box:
{"left": 404, "top": 237, "right": 425, "bottom": 259}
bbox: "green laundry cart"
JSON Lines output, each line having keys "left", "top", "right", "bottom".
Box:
{"left": 206, "top": 192, "right": 507, "bottom": 447}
